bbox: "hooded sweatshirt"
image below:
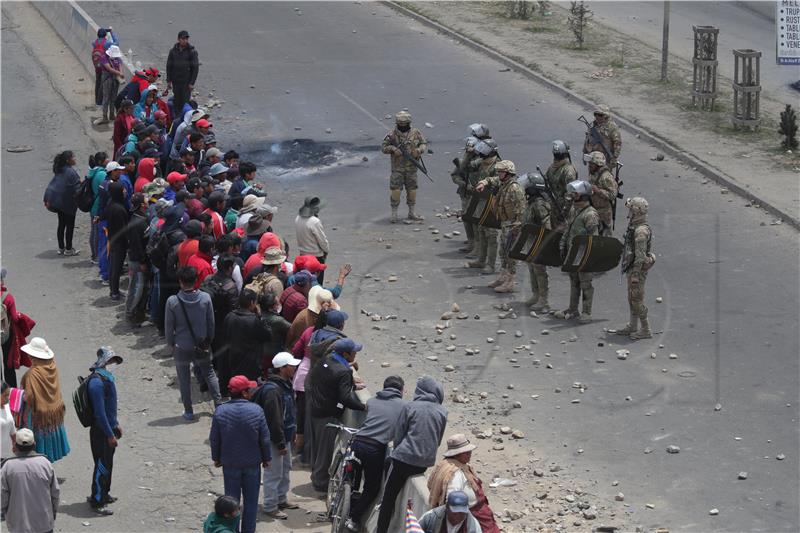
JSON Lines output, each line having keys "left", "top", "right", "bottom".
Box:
{"left": 356, "top": 387, "right": 408, "bottom": 445}
{"left": 242, "top": 232, "right": 281, "bottom": 279}
{"left": 134, "top": 157, "right": 156, "bottom": 193}
{"left": 89, "top": 166, "right": 108, "bottom": 217}
{"left": 170, "top": 109, "right": 195, "bottom": 160}
{"left": 101, "top": 181, "right": 129, "bottom": 248}
{"left": 203, "top": 512, "right": 239, "bottom": 533}
{"left": 164, "top": 289, "right": 214, "bottom": 352}
{"left": 134, "top": 88, "right": 159, "bottom": 124}
{"left": 391, "top": 376, "right": 448, "bottom": 468}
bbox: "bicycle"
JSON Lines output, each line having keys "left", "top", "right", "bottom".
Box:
{"left": 326, "top": 423, "right": 362, "bottom": 533}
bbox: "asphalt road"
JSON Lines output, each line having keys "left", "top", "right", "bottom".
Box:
{"left": 1, "top": 1, "right": 797, "bottom": 532}
{"left": 583, "top": 0, "right": 800, "bottom": 102}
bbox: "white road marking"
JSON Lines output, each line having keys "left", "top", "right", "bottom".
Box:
{"left": 336, "top": 89, "right": 387, "bottom": 131}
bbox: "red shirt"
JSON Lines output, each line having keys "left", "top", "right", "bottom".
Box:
{"left": 204, "top": 208, "right": 225, "bottom": 239}
{"left": 279, "top": 285, "right": 308, "bottom": 323}
{"left": 186, "top": 252, "right": 214, "bottom": 289}
{"left": 177, "top": 238, "right": 199, "bottom": 267}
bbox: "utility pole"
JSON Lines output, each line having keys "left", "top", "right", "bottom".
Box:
{"left": 661, "top": 0, "right": 670, "bottom": 81}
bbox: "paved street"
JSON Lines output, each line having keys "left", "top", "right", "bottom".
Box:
{"left": 2, "top": 1, "right": 798, "bottom": 531}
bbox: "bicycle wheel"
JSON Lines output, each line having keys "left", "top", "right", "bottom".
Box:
{"left": 331, "top": 482, "right": 352, "bottom": 533}
{"left": 327, "top": 450, "right": 344, "bottom": 512}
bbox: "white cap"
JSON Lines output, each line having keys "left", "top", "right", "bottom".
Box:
{"left": 16, "top": 428, "right": 35, "bottom": 446}
{"left": 105, "top": 161, "right": 125, "bottom": 172}
{"left": 272, "top": 352, "right": 301, "bottom": 368}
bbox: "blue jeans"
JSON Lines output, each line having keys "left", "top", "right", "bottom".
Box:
{"left": 89, "top": 218, "right": 99, "bottom": 260}
{"left": 97, "top": 220, "right": 109, "bottom": 280}
{"left": 262, "top": 443, "right": 292, "bottom": 511}
{"left": 223, "top": 466, "right": 261, "bottom": 533}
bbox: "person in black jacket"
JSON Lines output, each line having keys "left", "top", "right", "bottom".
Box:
{"left": 307, "top": 338, "right": 366, "bottom": 492}
{"left": 166, "top": 31, "right": 199, "bottom": 116}
{"left": 252, "top": 352, "right": 302, "bottom": 519}
{"left": 220, "top": 289, "right": 271, "bottom": 384}
{"left": 125, "top": 193, "right": 151, "bottom": 324}
{"left": 202, "top": 254, "right": 238, "bottom": 389}
{"left": 101, "top": 181, "right": 129, "bottom": 301}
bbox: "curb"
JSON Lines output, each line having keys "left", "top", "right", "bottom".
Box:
{"left": 382, "top": 1, "right": 799, "bottom": 230}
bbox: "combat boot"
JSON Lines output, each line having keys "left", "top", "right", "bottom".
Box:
{"left": 407, "top": 205, "right": 424, "bottom": 221}
{"left": 458, "top": 241, "right": 474, "bottom": 254}
{"left": 615, "top": 311, "right": 638, "bottom": 335}
{"left": 526, "top": 269, "right": 539, "bottom": 306}
{"left": 390, "top": 206, "right": 398, "bottom": 224}
{"left": 577, "top": 285, "right": 594, "bottom": 324}
{"left": 630, "top": 316, "right": 652, "bottom": 340}
{"left": 488, "top": 270, "right": 507, "bottom": 288}
{"left": 530, "top": 274, "right": 550, "bottom": 312}
{"left": 525, "top": 292, "right": 540, "bottom": 306}
{"left": 481, "top": 264, "right": 495, "bottom": 275}
{"left": 467, "top": 237, "right": 486, "bottom": 268}
{"left": 495, "top": 273, "right": 515, "bottom": 293}
{"left": 554, "top": 286, "right": 580, "bottom": 319}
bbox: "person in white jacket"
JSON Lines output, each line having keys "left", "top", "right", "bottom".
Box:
{"left": 295, "top": 197, "right": 330, "bottom": 284}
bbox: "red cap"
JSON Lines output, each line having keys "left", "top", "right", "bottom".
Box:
{"left": 233, "top": 228, "right": 246, "bottom": 238}
{"left": 294, "top": 254, "right": 327, "bottom": 274}
{"left": 196, "top": 119, "right": 212, "bottom": 128}
{"left": 228, "top": 375, "right": 257, "bottom": 394}
{"left": 145, "top": 67, "right": 160, "bottom": 77}
{"left": 154, "top": 110, "right": 167, "bottom": 120}
{"left": 166, "top": 171, "right": 187, "bottom": 184}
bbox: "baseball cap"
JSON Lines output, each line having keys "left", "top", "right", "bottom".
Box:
{"left": 209, "top": 162, "right": 229, "bottom": 176}
{"left": 105, "top": 161, "right": 125, "bottom": 172}
{"left": 15, "top": 428, "right": 35, "bottom": 446}
{"left": 179, "top": 146, "right": 194, "bottom": 156}
{"left": 166, "top": 171, "right": 188, "bottom": 184}
{"left": 178, "top": 30, "right": 190, "bottom": 39}
{"left": 196, "top": 119, "right": 212, "bottom": 129}
{"left": 325, "top": 310, "right": 349, "bottom": 329}
{"left": 446, "top": 491, "right": 470, "bottom": 513}
{"left": 154, "top": 110, "right": 167, "bottom": 120}
{"left": 206, "top": 147, "right": 223, "bottom": 159}
{"left": 293, "top": 270, "right": 313, "bottom": 286}
{"left": 228, "top": 375, "right": 257, "bottom": 394}
{"left": 272, "top": 352, "right": 301, "bottom": 369}
{"left": 145, "top": 67, "right": 160, "bottom": 78}
{"left": 333, "top": 337, "right": 362, "bottom": 354}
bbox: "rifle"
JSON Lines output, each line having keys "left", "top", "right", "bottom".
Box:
{"left": 536, "top": 165, "right": 566, "bottom": 227}
{"left": 392, "top": 139, "right": 434, "bottom": 182}
{"left": 578, "top": 115, "right": 614, "bottom": 167}
{"left": 611, "top": 161, "right": 624, "bottom": 230}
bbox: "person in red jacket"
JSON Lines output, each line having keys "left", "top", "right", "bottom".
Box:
{"left": 1, "top": 269, "right": 35, "bottom": 388}
{"left": 112, "top": 100, "right": 136, "bottom": 156}
{"left": 187, "top": 236, "right": 215, "bottom": 289}
{"left": 177, "top": 219, "right": 203, "bottom": 267}
{"left": 134, "top": 157, "right": 157, "bottom": 193}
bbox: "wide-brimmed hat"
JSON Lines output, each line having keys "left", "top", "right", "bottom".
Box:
{"left": 246, "top": 214, "right": 270, "bottom": 236}
{"left": 240, "top": 194, "right": 265, "bottom": 213}
{"left": 443, "top": 433, "right": 477, "bottom": 457}
{"left": 298, "top": 196, "right": 324, "bottom": 217}
{"left": 106, "top": 45, "right": 123, "bottom": 58}
{"left": 21, "top": 337, "right": 54, "bottom": 360}
{"left": 91, "top": 346, "right": 123, "bottom": 370}
{"left": 261, "top": 246, "right": 287, "bottom": 266}
{"left": 307, "top": 285, "right": 339, "bottom": 314}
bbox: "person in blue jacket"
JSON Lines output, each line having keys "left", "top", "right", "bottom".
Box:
{"left": 86, "top": 347, "right": 123, "bottom": 516}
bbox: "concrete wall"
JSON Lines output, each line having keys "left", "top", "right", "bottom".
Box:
{"left": 31, "top": 1, "right": 133, "bottom": 77}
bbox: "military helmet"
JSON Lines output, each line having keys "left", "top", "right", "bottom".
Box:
{"left": 594, "top": 104, "right": 611, "bottom": 117}
{"left": 483, "top": 138, "right": 498, "bottom": 151}
{"left": 518, "top": 172, "right": 545, "bottom": 192}
{"left": 395, "top": 111, "right": 412, "bottom": 124}
{"left": 566, "top": 179, "right": 592, "bottom": 197}
{"left": 583, "top": 151, "right": 606, "bottom": 166}
{"left": 468, "top": 123, "right": 490, "bottom": 139}
{"left": 625, "top": 197, "right": 649, "bottom": 216}
{"left": 473, "top": 140, "right": 494, "bottom": 157}
{"left": 552, "top": 140, "right": 570, "bottom": 155}
{"left": 464, "top": 136, "right": 480, "bottom": 148}
{"left": 495, "top": 160, "right": 517, "bottom": 175}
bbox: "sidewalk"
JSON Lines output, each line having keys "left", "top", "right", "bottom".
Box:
{"left": 392, "top": 1, "right": 800, "bottom": 228}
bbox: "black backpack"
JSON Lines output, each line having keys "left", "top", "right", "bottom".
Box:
{"left": 73, "top": 373, "right": 104, "bottom": 428}
{"left": 75, "top": 178, "right": 95, "bottom": 213}
{"left": 200, "top": 275, "right": 227, "bottom": 313}
{"left": 146, "top": 230, "right": 170, "bottom": 271}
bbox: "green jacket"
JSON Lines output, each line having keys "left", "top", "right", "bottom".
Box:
{"left": 560, "top": 203, "right": 599, "bottom": 254}
{"left": 203, "top": 512, "right": 239, "bottom": 533}
{"left": 524, "top": 195, "right": 552, "bottom": 230}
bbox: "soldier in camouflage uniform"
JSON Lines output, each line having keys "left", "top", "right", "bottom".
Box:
{"left": 467, "top": 140, "right": 501, "bottom": 274}
{"left": 451, "top": 136, "right": 481, "bottom": 254}
{"left": 519, "top": 172, "right": 553, "bottom": 312}
{"left": 476, "top": 160, "right": 526, "bottom": 293}
{"left": 545, "top": 140, "right": 578, "bottom": 226}
{"left": 616, "top": 197, "right": 655, "bottom": 339}
{"left": 381, "top": 111, "right": 428, "bottom": 223}
{"left": 583, "top": 151, "right": 617, "bottom": 236}
{"left": 555, "top": 180, "right": 599, "bottom": 324}
{"left": 582, "top": 104, "right": 622, "bottom": 169}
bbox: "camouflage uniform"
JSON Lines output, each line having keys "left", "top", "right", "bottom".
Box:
{"left": 587, "top": 166, "right": 617, "bottom": 236}
{"left": 617, "top": 197, "right": 655, "bottom": 339}
{"left": 557, "top": 203, "right": 600, "bottom": 322}
{"left": 523, "top": 194, "right": 552, "bottom": 310}
{"left": 467, "top": 155, "right": 500, "bottom": 273}
{"left": 483, "top": 174, "right": 526, "bottom": 276}
{"left": 545, "top": 158, "right": 577, "bottom": 224}
{"left": 451, "top": 149, "right": 481, "bottom": 247}
{"left": 583, "top": 115, "right": 622, "bottom": 168}
{"left": 382, "top": 113, "right": 428, "bottom": 221}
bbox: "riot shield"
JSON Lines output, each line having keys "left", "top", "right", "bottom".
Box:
{"left": 509, "top": 224, "right": 563, "bottom": 267}
{"left": 561, "top": 235, "right": 623, "bottom": 273}
{"left": 462, "top": 190, "right": 501, "bottom": 229}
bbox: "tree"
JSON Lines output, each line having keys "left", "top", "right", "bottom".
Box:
{"left": 779, "top": 105, "right": 798, "bottom": 150}
{"left": 568, "top": 1, "right": 593, "bottom": 49}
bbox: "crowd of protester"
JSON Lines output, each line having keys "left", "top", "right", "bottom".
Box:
{"left": 1, "top": 27, "right": 507, "bottom": 533}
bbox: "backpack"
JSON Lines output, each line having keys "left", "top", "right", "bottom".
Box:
{"left": 244, "top": 273, "right": 278, "bottom": 299}
{"left": 164, "top": 244, "right": 181, "bottom": 280}
{"left": 1, "top": 293, "right": 10, "bottom": 345}
{"left": 75, "top": 178, "right": 95, "bottom": 213}
{"left": 73, "top": 373, "right": 104, "bottom": 428}
{"left": 146, "top": 230, "right": 170, "bottom": 271}
{"left": 200, "top": 275, "right": 231, "bottom": 318}
{"left": 114, "top": 80, "right": 140, "bottom": 111}
{"left": 91, "top": 40, "right": 105, "bottom": 69}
